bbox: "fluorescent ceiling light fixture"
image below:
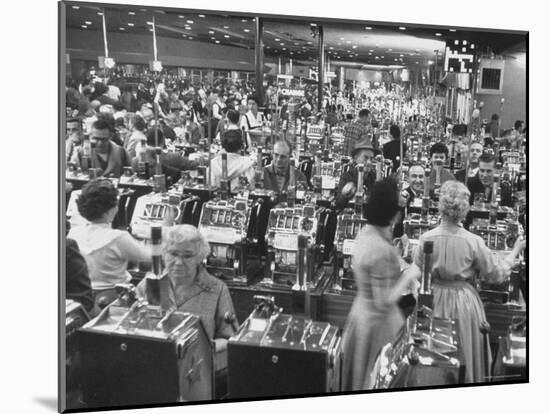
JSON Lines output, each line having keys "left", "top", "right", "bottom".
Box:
{"left": 208, "top": 30, "right": 215, "bottom": 34}
{"left": 198, "top": 14, "right": 205, "bottom": 18}
{"left": 449, "top": 28, "right": 456, "bottom": 32}
{"left": 365, "top": 26, "right": 372, "bottom": 30}
{"left": 188, "top": 36, "right": 192, "bottom": 39}
{"left": 215, "top": 40, "right": 220, "bottom": 43}
{"left": 97, "top": 12, "right": 103, "bottom": 16}
{"left": 127, "top": 23, "right": 134, "bottom": 27}
{"left": 399, "top": 26, "right": 406, "bottom": 30}
{"left": 224, "top": 26, "right": 229, "bottom": 29}
{"left": 81, "top": 25, "right": 87, "bottom": 28}
{"left": 72, "top": 5, "right": 80, "bottom": 9}
{"left": 119, "top": 27, "right": 125, "bottom": 31}
{"left": 85, "top": 21, "right": 92, "bottom": 25}
{"left": 147, "top": 21, "right": 153, "bottom": 25}
{"left": 310, "top": 23, "right": 317, "bottom": 26}
{"left": 244, "top": 29, "right": 250, "bottom": 32}
{"left": 241, "top": 19, "right": 247, "bottom": 22}
{"left": 435, "top": 32, "right": 442, "bottom": 36}
{"left": 186, "top": 20, "right": 194, "bottom": 24}
{"left": 129, "top": 11, "right": 136, "bottom": 15}
{"left": 178, "top": 15, "right": 184, "bottom": 18}
{"left": 282, "top": 47, "right": 287, "bottom": 50}
{"left": 224, "top": 35, "right": 230, "bottom": 38}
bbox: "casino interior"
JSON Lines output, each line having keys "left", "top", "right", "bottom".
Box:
{"left": 61, "top": 1, "right": 527, "bottom": 411}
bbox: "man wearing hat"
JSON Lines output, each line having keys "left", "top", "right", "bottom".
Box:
{"left": 335, "top": 143, "right": 380, "bottom": 210}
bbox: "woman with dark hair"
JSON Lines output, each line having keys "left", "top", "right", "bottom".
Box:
{"left": 342, "top": 178, "right": 421, "bottom": 391}
{"left": 67, "top": 179, "right": 150, "bottom": 306}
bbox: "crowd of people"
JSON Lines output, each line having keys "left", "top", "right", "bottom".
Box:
{"left": 65, "top": 69, "right": 527, "bottom": 395}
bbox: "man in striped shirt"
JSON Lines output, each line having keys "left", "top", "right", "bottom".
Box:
{"left": 343, "top": 109, "right": 371, "bottom": 157}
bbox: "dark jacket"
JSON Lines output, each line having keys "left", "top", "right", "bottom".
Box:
{"left": 131, "top": 150, "right": 198, "bottom": 183}
{"left": 335, "top": 167, "right": 377, "bottom": 210}
{"left": 466, "top": 173, "right": 513, "bottom": 208}
{"left": 66, "top": 238, "right": 95, "bottom": 314}
{"left": 262, "top": 164, "right": 309, "bottom": 193}
{"left": 383, "top": 139, "right": 407, "bottom": 172}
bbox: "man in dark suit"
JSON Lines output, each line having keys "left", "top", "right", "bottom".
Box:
{"left": 335, "top": 144, "right": 380, "bottom": 210}
{"left": 383, "top": 124, "right": 407, "bottom": 173}
{"left": 455, "top": 141, "right": 483, "bottom": 183}
{"left": 467, "top": 152, "right": 513, "bottom": 207}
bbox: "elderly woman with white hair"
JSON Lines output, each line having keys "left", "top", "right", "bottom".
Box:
{"left": 136, "top": 225, "right": 237, "bottom": 349}
{"left": 414, "top": 180, "right": 525, "bottom": 384}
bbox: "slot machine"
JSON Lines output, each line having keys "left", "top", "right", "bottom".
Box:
{"left": 263, "top": 203, "right": 333, "bottom": 289}
{"left": 305, "top": 124, "right": 325, "bottom": 155}
{"left": 79, "top": 225, "right": 215, "bottom": 407}
{"left": 198, "top": 198, "right": 260, "bottom": 285}
{"left": 227, "top": 296, "right": 342, "bottom": 398}
{"left": 130, "top": 190, "right": 202, "bottom": 239}
{"left": 331, "top": 212, "right": 368, "bottom": 291}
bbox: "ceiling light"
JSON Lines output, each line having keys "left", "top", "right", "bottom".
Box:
{"left": 182, "top": 34, "right": 186, "bottom": 37}
{"left": 307, "top": 41, "right": 312, "bottom": 44}
{"left": 375, "top": 56, "right": 379, "bottom": 59}
{"left": 428, "top": 60, "right": 434, "bottom": 64}
{"left": 274, "top": 38, "right": 280, "bottom": 41}
{"left": 400, "top": 54, "right": 404, "bottom": 57}
{"left": 185, "top": 26, "right": 191, "bottom": 30}
{"left": 368, "top": 52, "right": 372, "bottom": 55}
{"left": 188, "top": 36, "right": 192, "bottom": 40}
{"left": 349, "top": 54, "right": 354, "bottom": 57}
{"left": 224, "top": 26, "right": 229, "bottom": 29}
{"left": 388, "top": 48, "right": 392, "bottom": 51}
{"left": 120, "top": 27, "right": 125, "bottom": 31}
{"left": 85, "top": 21, "right": 92, "bottom": 25}
{"left": 244, "top": 29, "right": 250, "bottom": 32}
{"left": 295, "top": 42, "right": 299, "bottom": 45}
{"left": 302, "top": 46, "right": 306, "bottom": 49}
{"left": 290, "top": 52, "right": 294, "bottom": 55}
{"left": 310, "top": 23, "right": 317, "bottom": 26}
{"left": 329, "top": 46, "right": 334, "bottom": 50}
{"left": 416, "top": 61, "right": 419, "bottom": 64}
{"left": 178, "top": 15, "right": 184, "bottom": 18}
{"left": 211, "top": 36, "right": 216, "bottom": 40}
{"left": 186, "top": 20, "right": 194, "bottom": 24}
{"left": 352, "top": 45, "right": 357, "bottom": 49}
{"left": 147, "top": 21, "right": 153, "bottom": 25}
{"left": 282, "top": 47, "right": 287, "bottom": 50}
{"left": 208, "top": 30, "right": 215, "bottom": 34}
{"left": 381, "top": 56, "right": 384, "bottom": 58}
{"left": 435, "top": 32, "right": 442, "bottom": 36}
{"left": 72, "top": 5, "right": 80, "bottom": 9}
{"left": 215, "top": 40, "right": 220, "bottom": 44}
{"left": 449, "top": 28, "right": 456, "bottom": 32}
{"left": 266, "top": 46, "right": 270, "bottom": 48}
{"left": 198, "top": 14, "right": 205, "bottom": 18}
{"left": 340, "top": 37, "right": 345, "bottom": 41}
{"left": 224, "top": 35, "right": 230, "bottom": 38}
{"left": 365, "top": 26, "right": 372, "bottom": 30}
{"left": 129, "top": 11, "right": 136, "bottom": 15}
{"left": 395, "top": 58, "right": 398, "bottom": 61}
{"left": 280, "top": 43, "right": 285, "bottom": 46}
{"left": 399, "top": 26, "right": 406, "bottom": 30}
{"left": 81, "top": 25, "right": 87, "bottom": 29}
{"left": 140, "top": 9, "right": 146, "bottom": 12}
{"left": 97, "top": 12, "right": 103, "bottom": 16}
{"left": 149, "top": 28, "right": 153, "bottom": 32}
{"left": 241, "top": 19, "right": 247, "bottom": 22}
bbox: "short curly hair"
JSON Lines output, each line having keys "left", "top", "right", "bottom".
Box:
{"left": 162, "top": 225, "right": 210, "bottom": 262}
{"left": 76, "top": 179, "right": 118, "bottom": 221}
{"left": 438, "top": 180, "right": 471, "bottom": 224}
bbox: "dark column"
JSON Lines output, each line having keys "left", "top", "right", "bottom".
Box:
{"left": 255, "top": 17, "right": 264, "bottom": 106}
{"left": 317, "top": 25, "right": 325, "bottom": 112}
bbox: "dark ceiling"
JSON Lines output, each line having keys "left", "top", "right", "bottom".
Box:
{"left": 66, "top": 2, "right": 527, "bottom": 69}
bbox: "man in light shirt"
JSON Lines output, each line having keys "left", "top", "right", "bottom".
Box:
{"left": 210, "top": 129, "right": 255, "bottom": 190}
